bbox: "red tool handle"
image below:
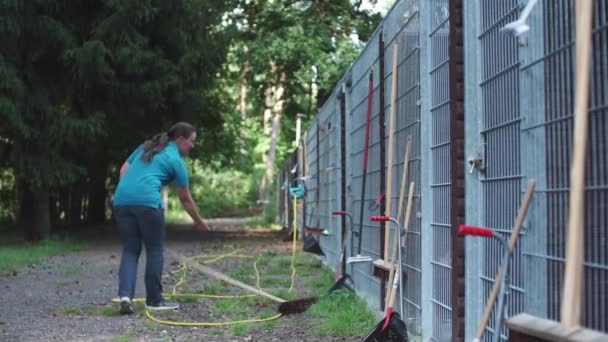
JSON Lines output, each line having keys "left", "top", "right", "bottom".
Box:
{"left": 458, "top": 225, "right": 494, "bottom": 237}
{"left": 332, "top": 211, "right": 348, "bottom": 216}
{"left": 371, "top": 215, "right": 390, "bottom": 222}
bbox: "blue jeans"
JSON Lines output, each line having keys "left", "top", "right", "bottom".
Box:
{"left": 114, "top": 205, "right": 165, "bottom": 305}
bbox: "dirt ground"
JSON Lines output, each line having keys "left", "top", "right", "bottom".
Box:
{"left": 0, "top": 219, "right": 366, "bottom": 342}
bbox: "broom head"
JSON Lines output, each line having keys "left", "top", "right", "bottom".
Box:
{"left": 277, "top": 297, "right": 318, "bottom": 315}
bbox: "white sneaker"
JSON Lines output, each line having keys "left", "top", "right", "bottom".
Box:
{"left": 119, "top": 297, "right": 134, "bottom": 314}
{"left": 145, "top": 299, "right": 180, "bottom": 311}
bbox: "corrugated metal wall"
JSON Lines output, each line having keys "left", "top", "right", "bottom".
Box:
{"left": 277, "top": 0, "right": 608, "bottom": 339}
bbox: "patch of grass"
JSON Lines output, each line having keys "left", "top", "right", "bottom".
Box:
{"left": 62, "top": 305, "right": 118, "bottom": 317}
{"left": 175, "top": 283, "right": 194, "bottom": 294}
{"left": 230, "top": 316, "right": 250, "bottom": 336}
{"left": 0, "top": 235, "right": 85, "bottom": 272}
{"left": 274, "top": 256, "right": 293, "bottom": 268}
{"left": 210, "top": 328, "right": 223, "bottom": 336}
{"left": 260, "top": 276, "right": 292, "bottom": 289}
{"left": 259, "top": 308, "right": 279, "bottom": 328}
{"left": 269, "top": 289, "right": 296, "bottom": 301}
{"left": 231, "top": 324, "right": 249, "bottom": 336}
{"left": 255, "top": 257, "right": 270, "bottom": 266}
{"left": 169, "top": 294, "right": 200, "bottom": 303}
{"left": 226, "top": 266, "right": 255, "bottom": 283}
{"left": 303, "top": 267, "right": 335, "bottom": 294}
{"left": 200, "top": 281, "right": 227, "bottom": 295}
{"left": 262, "top": 251, "right": 278, "bottom": 258}
{"left": 113, "top": 330, "right": 135, "bottom": 342}
{"left": 307, "top": 290, "right": 377, "bottom": 337}
{"left": 272, "top": 254, "right": 318, "bottom": 269}
{"left": 209, "top": 297, "right": 255, "bottom": 314}
{"left": 264, "top": 264, "right": 286, "bottom": 276}
{"left": 296, "top": 264, "right": 321, "bottom": 276}
{"left": 142, "top": 320, "right": 158, "bottom": 332}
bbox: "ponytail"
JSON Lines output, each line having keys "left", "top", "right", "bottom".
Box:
{"left": 139, "top": 122, "right": 196, "bottom": 162}
{"left": 141, "top": 132, "right": 170, "bottom": 162}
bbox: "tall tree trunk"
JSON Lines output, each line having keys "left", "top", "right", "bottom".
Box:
{"left": 238, "top": 46, "right": 249, "bottom": 156}
{"left": 263, "top": 62, "right": 277, "bottom": 136}
{"left": 87, "top": 159, "right": 108, "bottom": 224}
{"left": 258, "top": 62, "right": 278, "bottom": 202}
{"left": 263, "top": 70, "right": 286, "bottom": 201}
{"left": 70, "top": 182, "right": 84, "bottom": 227}
{"left": 19, "top": 180, "right": 51, "bottom": 241}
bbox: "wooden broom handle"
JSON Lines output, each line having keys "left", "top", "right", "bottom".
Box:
{"left": 561, "top": 0, "right": 593, "bottom": 327}
{"left": 397, "top": 138, "right": 412, "bottom": 225}
{"left": 474, "top": 180, "right": 536, "bottom": 339}
{"left": 385, "top": 136, "right": 412, "bottom": 308}
{"left": 386, "top": 268, "right": 400, "bottom": 309}
{"left": 386, "top": 183, "right": 415, "bottom": 309}
{"left": 167, "top": 249, "right": 286, "bottom": 304}
{"left": 384, "top": 44, "right": 399, "bottom": 261}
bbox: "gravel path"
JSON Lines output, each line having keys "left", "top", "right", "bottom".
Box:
{"left": 0, "top": 219, "right": 363, "bottom": 342}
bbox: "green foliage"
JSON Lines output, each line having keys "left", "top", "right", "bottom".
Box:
{"left": 218, "top": 0, "right": 382, "bottom": 182}
{"left": 0, "top": 0, "right": 383, "bottom": 235}
{"left": 166, "top": 160, "right": 258, "bottom": 219}
{"left": 0, "top": 235, "right": 85, "bottom": 272}
{"left": 0, "top": 168, "right": 15, "bottom": 221}
{"left": 0, "top": 0, "right": 238, "bottom": 236}
{"left": 307, "top": 290, "right": 377, "bottom": 337}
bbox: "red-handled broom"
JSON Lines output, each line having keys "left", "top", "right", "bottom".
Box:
{"left": 362, "top": 215, "right": 408, "bottom": 342}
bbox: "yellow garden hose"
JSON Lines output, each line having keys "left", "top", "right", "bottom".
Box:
{"left": 112, "top": 194, "right": 302, "bottom": 327}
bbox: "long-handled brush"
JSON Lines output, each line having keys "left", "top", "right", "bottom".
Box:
{"left": 362, "top": 215, "right": 408, "bottom": 342}
{"left": 348, "top": 67, "right": 374, "bottom": 264}
{"left": 459, "top": 226, "right": 512, "bottom": 342}
{"left": 167, "top": 249, "right": 317, "bottom": 315}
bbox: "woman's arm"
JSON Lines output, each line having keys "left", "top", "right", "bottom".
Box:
{"left": 177, "top": 187, "right": 211, "bottom": 231}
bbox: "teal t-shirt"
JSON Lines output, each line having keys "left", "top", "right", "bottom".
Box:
{"left": 113, "top": 141, "right": 189, "bottom": 208}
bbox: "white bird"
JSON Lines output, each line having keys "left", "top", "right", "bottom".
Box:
{"left": 501, "top": 0, "right": 538, "bottom": 36}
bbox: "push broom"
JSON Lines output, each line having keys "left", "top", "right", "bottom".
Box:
{"left": 472, "top": 179, "right": 535, "bottom": 341}
{"left": 168, "top": 249, "right": 317, "bottom": 315}
{"left": 348, "top": 67, "right": 375, "bottom": 264}
{"left": 362, "top": 215, "right": 409, "bottom": 342}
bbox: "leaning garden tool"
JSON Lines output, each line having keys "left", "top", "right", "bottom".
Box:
{"left": 328, "top": 210, "right": 355, "bottom": 293}
{"left": 166, "top": 249, "right": 317, "bottom": 316}
{"left": 303, "top": 121, "right": 325, "bottom": 255}
{"left": 472, "top": 180, "right": 535, "bottom": 342}
{"left": 350, "top": 67, "right": 374, "bottom": 264}
{"left": 382, "top": 45, "right": 398, "bottom": 264}
{"left": 459, "top": 225, "right": 512, "bottom": 342}
{"left": 373, "top": 137, "right": 411, "bottom": 277}
{"left": 362, "top": 215, "right": 408, "bottom": 342}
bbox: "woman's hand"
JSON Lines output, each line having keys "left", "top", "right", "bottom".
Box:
{"left": 197, "top": 220, "right": 212, "bottom": 232}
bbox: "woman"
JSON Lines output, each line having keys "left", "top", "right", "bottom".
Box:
{"left": 113, "top": 122, "right": 211, "bottom": 314}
